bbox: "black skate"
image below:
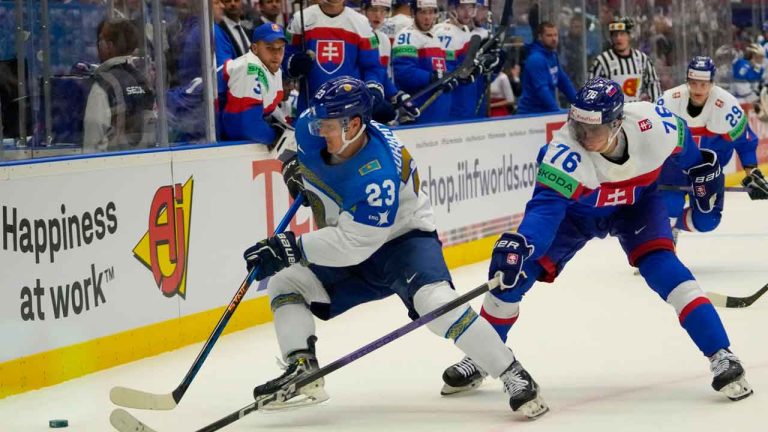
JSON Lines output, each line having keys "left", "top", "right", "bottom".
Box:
{"left": 709, "top": 349, "right": 753, "bottom": 401}
{"left": 254, "top": 336, "right": 329, "bottom": 410}
{"left": 441, "top": 356, "right": 488, "bottom": 395}
{"left": 501, "top": 360, "right": 549, "bottom": 419}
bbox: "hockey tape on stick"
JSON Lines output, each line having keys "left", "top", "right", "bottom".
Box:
{"left": 110, "top": 196, "right": 305, "bottom": 411}
{"left": 707, "top": 283, "right": 768, "bottom": 308}
{"left": 110, "top": 278, "right": 500, "bottom": 432}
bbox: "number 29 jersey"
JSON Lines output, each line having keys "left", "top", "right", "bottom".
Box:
{"left": 294, "top": 112, "right": 437, "bottom": 267}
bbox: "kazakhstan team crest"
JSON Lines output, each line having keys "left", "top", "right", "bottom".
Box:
{"left": 316, "top": 40, "right": 345, "bottom": 74}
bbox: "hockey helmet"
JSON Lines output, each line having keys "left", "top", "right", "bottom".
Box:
{"left": 608, "top": 17, "right": 634, "bottom": 33}
{"left": 447, "top": 0, "right": 476, "bottom": 8}
{"left": 687, "top": 56, "right": 716, "bottom": 82}
{"left": 569, "top": 78, "right": 625, "bottom": 149}
{"left": 308, "top": 76, "right": 373, "bottom": 137}
{"left": 411, "top": 0, "right": 438, "bottom": 11}
{"left": 392, "top": 0, "right": 410, "bottom": 6}
{"left": 362, "top": 0, "right": 392, "bottom": 9}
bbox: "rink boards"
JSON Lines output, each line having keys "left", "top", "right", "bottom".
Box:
{"left": 0, "top": 114, "right": 562, "bottom": 398}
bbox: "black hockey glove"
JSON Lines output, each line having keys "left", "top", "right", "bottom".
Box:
{"left": 686, "top": 149, "right": 724, "bottom": 213}
{"left": 477, "top": 52, "right": 501, "bottom": 75}
{"left": 742, "top": 168, "right": 768, "bottom": 200}
{"left": 282, "top": 155, "right": 309, "bottom": 206}
{"left": 367, "top": 81, "right": 397, "bottom": 123}
{"left": 432, "top": 72, "right": 459, "bottom": 93}
{"left": 393, "top": 91, "right": 420, "bottom": 119}
{"left": 458, "top": 68, "right": 479, "bottom": 84}
{"left": 244, "top": 232, "right": 303, "bottom": 280}
{"left": 287, "top": 52, "right": 313, "bottom": 78}
{"left": 488, "top": 232, "right": 534, "bottom": 290}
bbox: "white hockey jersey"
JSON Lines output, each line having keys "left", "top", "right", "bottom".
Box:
{"left": 375, "top": 28, "right": 393, "bottom": 77}
{"left": 433, "top": 20, "right": 472, "bottom": 63}
{"left": 381, "top": 14, "right": 414, "bottom": 43}
{"left": 657, "top": 84, "right": 748, "bottom": 142}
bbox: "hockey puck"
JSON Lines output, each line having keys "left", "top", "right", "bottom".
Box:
{"left": 49, "top": 419, "right": 68, "bottom": 428}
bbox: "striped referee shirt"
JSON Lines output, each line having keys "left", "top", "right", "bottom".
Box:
{"left": 589, "top": 48, "right": 662, "bottom": 102}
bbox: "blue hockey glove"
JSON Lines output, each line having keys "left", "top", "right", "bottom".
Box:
{"left": 244, "top": 232, "right": 303, "bottom": 280}
{"left": 742, "top": 168, "right": 768, "bottom": 200}
{"left": 488, "top": 232, "right": 534, "bottom": 290}
{"left": 393, "top": 91, "right": 420, "bottom": 118}
{"left": 281, "top": 155, "right": 309, "bottom": 206}
{"left": 685, "top": 149, "right": 724, "bottom": 213}
{"left": 287, "top": 52, "right": 313, "bottom": 78}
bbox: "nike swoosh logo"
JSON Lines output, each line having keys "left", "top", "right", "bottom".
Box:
{"left": 406, "top": 273, "right": 417, "bottom": 284}
{"left": 634, "top": 226, "right": 647, "bottom": 235}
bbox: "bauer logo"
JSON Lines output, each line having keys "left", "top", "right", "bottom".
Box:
{"left": 133, "top": 177, "right": 194, "bottom": 298}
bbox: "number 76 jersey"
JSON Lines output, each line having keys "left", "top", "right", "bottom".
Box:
{"left": 294, "top": 113, "right": 437, "bottom": 267}
{"left": 537, "top": 102, "right": 700, "bottom": 213}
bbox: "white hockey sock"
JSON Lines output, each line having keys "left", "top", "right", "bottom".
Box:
{"left": 273, "top": 303, "right": 316, "bottom": 360}
{"left": 413, "top": 282, "right": 515, "bottom": 378}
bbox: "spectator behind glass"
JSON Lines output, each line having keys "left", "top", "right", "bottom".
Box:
{"left": 258, "top": 0, "right": 285, "bottom": 26}
{"left": 83, "top": 18, "right": 156, "bottom": 153}
{"left": 219, "top": 0, "right": 252, "bottom": 58}
{"left": 218, "top": 23, "right": 286, "bottom": 143}
{"left": 489, "top": 63, "right": 515, "bottom": 117}
{"left": 560, "top": 13, "right": 587, "bottom": 88}
{"left": 516, "top": 21, "right": 577, "bottom": 115}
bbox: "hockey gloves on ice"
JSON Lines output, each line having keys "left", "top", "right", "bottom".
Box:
{"left": 686, "top": 149, "right": 724, "bottom": 213}
{"left": 742, "top": 168, "right": 768, "bottom": 200}
{"left": 393, "top": 91, "right": 421, "bottom": 119}
{"left": 282, "top": 155, "right": 309, "bottom": 206}
{"left": 367, "top": 81, "right": 398, "bottom": 124}
{"left": 488, "top": 232, "right": 534, "bottom": 290}
{"left": 244, "top": 232, "right": 303, "bottom": 280}
{"left": 287, "top": 52, "right": 313, "bottom": 78}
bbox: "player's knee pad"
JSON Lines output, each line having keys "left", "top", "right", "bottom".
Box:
{"left": 676, "top": 205, "right": 722, "bottom": 233}
{"left": 413, "top": 281, "right": 478, "bottom": 341}
{"left": 637, "top": 250, "right": 695, "bottom": 299}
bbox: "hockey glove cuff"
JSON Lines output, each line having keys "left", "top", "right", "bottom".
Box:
{"left": 393, "top": 91, "right": 421, "bottom": 119}
{"left": 742, "top": 168, "right": 768, "bottom": 200}
{"left": 488, "top": 232, "right": 534, "bottom": 290}
{"left": 281, "top": 155, "right": 309, "bottom": 206}
{"left": 244, "top": 232, "right": 304, "bottom": 280}
{"left": 287, "top": 52, "right": 313, "bottom": 78}
{"left": 686, "top": 149, "right": 724, "bottom": 213}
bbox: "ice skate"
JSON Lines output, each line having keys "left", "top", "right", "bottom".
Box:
{"left": 441, "top": 356, "right": 488, "bottom": 395}
{"left": 500, "top": 360, "right": 549, "bottom": 419}
{"left": 254, "top": 337, "right": 329, "bottom": 410}
{"left": 709, "top": 349, "right": 753, "bottom": 401}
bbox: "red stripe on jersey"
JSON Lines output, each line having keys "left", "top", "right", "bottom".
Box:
{"left": 305, "top": 27, "right": 372, "bottom": 49}
{"left": 689, "top": 125, "right": 733, "bottom": 142}
{"left": 224, "top": 91, "right": 262, "bottom": 113}
{"left": 222, "top": 59, "right": 232, "bottom": 82}
{"left": 418, "top": 47, "right": 445, "bottom": 58}
{"left": 263, "top": 90, "right": 284, "bottom": 115}
{"left": 628, "top": 238, "right": 675, "bottom": 266}
{"left": 454, "top": 41, "right": 470, "bottom": 58}
{"left": 380, "top": 55, "right": 389, "bottom": 66}
{"left": 601, "top": 166, "right": 663, "bottom": 189}
{"left": 480, "top": 307, "right": 519, "bottom": 326}
{"left": 678, "top": 296, "right": 712, "bottom": 324}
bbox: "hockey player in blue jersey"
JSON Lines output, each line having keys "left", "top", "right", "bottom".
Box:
{"left": 441, "top": 77, "right": 753, "bottom": 404}
{"left": 243, "top": 76, "right": 549, "bottom": 418}
{"left": 657, "top": 56, "right": 768, "bottom": 236}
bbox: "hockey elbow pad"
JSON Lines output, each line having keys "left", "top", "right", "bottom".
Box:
{"left": 686, "top": 149, "right": 724, "bottom": 213}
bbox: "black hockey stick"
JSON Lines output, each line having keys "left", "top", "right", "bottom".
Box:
{"left": 109, "top": 278, "right": 500, "bottom": 432}
{"left": 473, "top": 0, "right": 514, "bottom": 116}
{"left": 659, "top": 185, "right": 750, "bottom": 193}
{"left": 296, "top": 0, "right": 310, "bottom": 108}
{"left": 708, "top": 283, "right": 768, "bottom": 308}
{"left": 110, "top": 196, "right": 304, "bottom": 411}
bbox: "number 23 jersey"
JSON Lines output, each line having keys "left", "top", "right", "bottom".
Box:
{"left": 294, "top": 112, "right": 437, "bottom": 267}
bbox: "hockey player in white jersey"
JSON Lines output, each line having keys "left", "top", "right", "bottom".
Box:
{"left": 362, "top": 0, "right": 394, "bottom": 75}
{"left": 657, "top": 56, "right": 768, "bottom": 236}
{"left": 244, "top": 76, "right": 548, "bottom": 418}
{"left": 441, "top": 77, "right": 753, "bottom": 404}
{"left": 381, "top": 0, "right": 413, "bottom": 43}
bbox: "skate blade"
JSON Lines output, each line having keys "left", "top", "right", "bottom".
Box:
{"left": 261, "top": 387, "right": 330, "bottom": 411}
{"left": 440, "top": 378, "right": 485, "bottom": 396}
{"left": 720, "top": 377, "right": 754, "bottom": 401}
{"left": 516, "top": 396, "right": 549, "bottom": 420}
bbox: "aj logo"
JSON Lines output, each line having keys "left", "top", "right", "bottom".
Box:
{"left": 134, "top": 177, "right": 193, "bottom": 298}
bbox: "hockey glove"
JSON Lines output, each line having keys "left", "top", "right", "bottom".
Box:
{"left": 686, "top": 149, "right": 724, "bottom": 213}
{"left": 477, "top": 52, "right": 501, "bottom": 75}
{"left": 393, "top": 91, "right": 420, "bottom": 119}
{"left": 244, "top": 232, "right": 303, "bottom": 280}
{"left": 488, "top": 232, "right": 534, "bottom": 290}
{"left": 742, "top": 168, "right": 768, "bottom": 200}
{"left": 287, "top": 52, "right": 313, "bottom": 78}
{"left": 432, "top": 72, "right": 459, "bottom": 93}
{"left": 282, "top": 155, "right": 309, "bottom": 206}
{"left": 458, "top": 68, "right": 479, "bottom": 84}
{"left": 367, "top": 81, "right": 397, "bottom": 123}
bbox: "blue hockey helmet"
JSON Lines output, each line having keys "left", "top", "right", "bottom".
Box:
{"left": 569, "top": 78, "right": 624, "bottom": 149}
{"left": 361, "top": 0, "right": 392, "bottom": 9}
{"left": 308, "top": 76, "right": 373, "bottom": 131}
{"left": 687, "top": 56, "right": 716, "bottom": 82}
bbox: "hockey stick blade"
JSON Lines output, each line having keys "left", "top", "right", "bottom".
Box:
{"left": 707, "top": 283, "right": 768, "bottom": 308}
{"left": 110, "top": 408, "right": 158, "bottom": 432}
{"left": 109, "top": 197, "right": 304, "bottom": 411}
{"left": 113, "top": 279, "right": 499, "bottom": 432}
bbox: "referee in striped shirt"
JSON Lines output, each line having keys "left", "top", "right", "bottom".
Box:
{"left": 589, "top": 17, "right": 661, "bottom": 102}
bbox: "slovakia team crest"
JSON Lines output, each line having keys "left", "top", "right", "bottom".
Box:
{"left": 432, "top": 58, "right": 447, "bottom": 75}
{"left": 316, "top": 40, "right": 345, "bottom": 74}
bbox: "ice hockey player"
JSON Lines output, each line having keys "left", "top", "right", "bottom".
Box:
{"left": 392, "top": 0, "right": 456, "bottom": 124}
{"left": 657, "top": 56, "right": 767, "bottom": 238}
{"left": 732, "top": 43, "right": 766, "bottom": 108}
{"left": 381, "top": 0, "right": 413, "bottom": 44}
{"left": 244, "top": 76, "right": 549, "bottom": 419}
{"left": 441, "top": 77, "right": 754, "bottom": 404}
{"left": 589, "top": 17, "right": 661, "bottom": 102}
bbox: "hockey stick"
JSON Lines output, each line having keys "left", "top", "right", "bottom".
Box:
{"left": 473, "top": 0, "right": 514, "bottom": 116}
{"left": 109, "top": 278, "right": 500, "bottom": 432}
{"left": 708, "top": 283, "right": 768, "bottom": 308}
{"left": 110, "top": 196, "right": 304, "bottom": 411}
{"left": 658, "top": 185, "right": 750, "bottom": 193}
{"left": 297, "top": 0, "right": 310, "bottom": 108}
